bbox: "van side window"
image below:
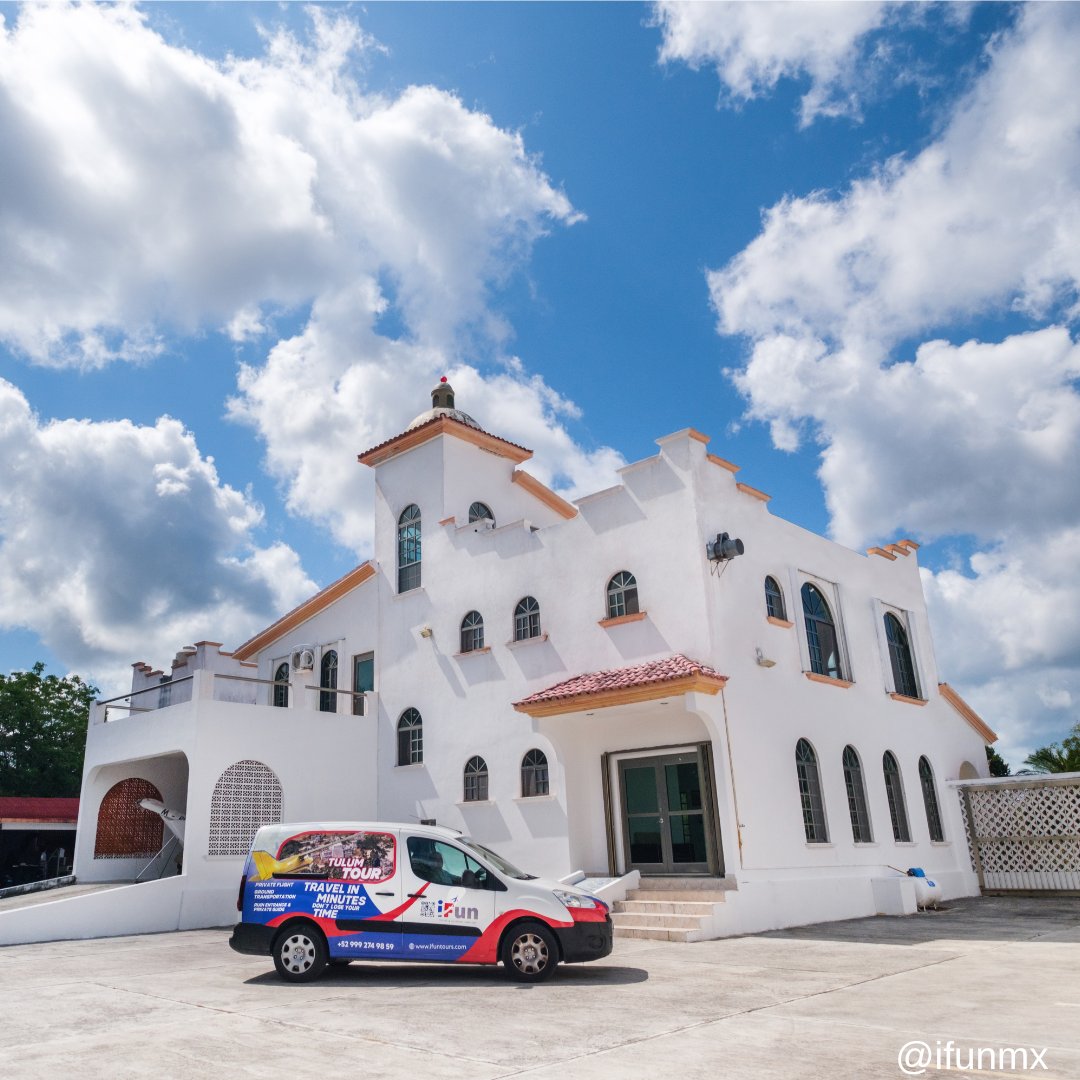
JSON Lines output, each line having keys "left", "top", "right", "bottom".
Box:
{"left": 406, "top": 836, "right": 488, "bottom": 890}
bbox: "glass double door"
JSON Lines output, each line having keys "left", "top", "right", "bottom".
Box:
{"left": 619, "top": 751, "right": 712, "bottom": 874}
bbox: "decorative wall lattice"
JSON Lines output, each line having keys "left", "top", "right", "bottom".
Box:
{"left": 94, "top": 777, "right": 164, "bottom": 859}
{"left": 208, "top": 760, "right": 283, "bottom": 856}
{"left": 959, "top": 778, "right": 1080, "bottom": 892}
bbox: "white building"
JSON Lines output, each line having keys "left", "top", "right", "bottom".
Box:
{"left": 0, "top": 381, "right": 996, "bottom": 944}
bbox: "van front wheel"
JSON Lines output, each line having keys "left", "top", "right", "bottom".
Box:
{"left": 272, "top": 923, "right": 328, "bottom": 982}
{"left": 501, "top": 922, "right": 558, "bottom": 982}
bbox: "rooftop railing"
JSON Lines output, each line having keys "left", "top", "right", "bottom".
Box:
{"left": 94, "top": 670, "right": 374, "bottom": 723}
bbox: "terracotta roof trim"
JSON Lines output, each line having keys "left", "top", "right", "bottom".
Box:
{"left": 358, "top": 415, "right": 532, "bottom": 467}
{"left": 233, "top": 562, "right": 376, "bottom": 661}
{"left": 513, "top": 654, "right": 727, "bottom": 717}
{"left": 939, "top": 682, "right": 998, "bottom": 743}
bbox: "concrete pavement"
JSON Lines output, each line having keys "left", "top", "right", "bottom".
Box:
{"left": 0, "top": 895, "right": 1077, "bottom": 1079}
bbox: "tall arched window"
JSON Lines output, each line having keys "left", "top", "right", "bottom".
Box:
{"left": 885, "top": 613, "right": 919, "bottom": 698}
{"left": 795, "top": 738, "right": 828, "bottom": 843}
{"left": 606, "top": 571, "right": 639, "bottom": 619}
{"left": 460, "top": 611, "right": 485, "bottom": 652}
{"left": 94, "top": 778, "right": 164, "bottom": 859}
{"left": 319, "top": 650, "right": 338, "bottom": 713}
{"left": 397, "top": 504, "right": 422, "bottom": 592}
{"left": 514, "top": 596, "right": 541, "bottom": 641}
{"left": 842, "top": 746, "right": 873, "bottom": 843}
{"left": 765, "top": 576, "right": 786, "bottom": 620}
{"left": 919, "top": 756, "right": 945, "bottom": 842}
{"left": 521, "top": 749, "right": 549, "bottom": 797}
{"left": 802, "top": 583, "right": 843, "bottom": 679}
{"left": 468, "top": 501, "right": 494, "bottom": 525}
{"left": 397, "top": 708, "right": 423, "bottom": 766}
{"left": 272, "top": 662, "right": 289, "bottom": 708}
{"left": 208, "top": 760, "right": 283, "bottom": 856}
{"left": 464, "top": 756, "right": 489, "bottom": 802}
{"left": 883, "top": 751, "right": 911, "bottom": 842}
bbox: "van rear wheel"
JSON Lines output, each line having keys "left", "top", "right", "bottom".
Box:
{"left": 272, "top": 923, "right": 328, "bottom": 982}
{"left": 501, "top": 922, "right": 558, "bottom": 982}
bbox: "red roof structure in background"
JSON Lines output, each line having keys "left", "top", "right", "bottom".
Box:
{"left": 0, "top": 797, "right": 79, "bottom": 824}
{"left": 513, "top": 654, "right": 727, "bottom": 717}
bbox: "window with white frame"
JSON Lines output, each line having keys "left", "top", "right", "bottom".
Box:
{"left": 513, "top": 596, "right": 541, "bottom": 641}
{"left": 397, "top": 708, "right": 423, "bottom": 766}
{"left": 919, "top": 756, "right": 945, "bottom": 841}
{"left": 765, "top": 576, "right": 786, "bottom": 620}
{"left": 801, "top": 581, "right": 845, "bottom": 680}
{"left": 842, "top": 745, "right": 873, "bottom": 843}
{"left": 460, "top": 611, "right": 485, "bottom": 652}
{"left": 464, "top": 756, "right": 489, "bottom": 802}
{"left": 272, "top": 662, "right": 289, "bottom": 708}
{"left": 884, "top": 612, "right": 919, "bottom": 698}
{"left": 606, "top": 571, "right": 639, "bottom": 619}
{"left": 397, "top": 504, "right": 421, "bottom": 592}
{"left": 883, "top": 751, "right": 912, "bottom": 842}
{"left": 795, "top": 738, "right": 829, "bottom": 843}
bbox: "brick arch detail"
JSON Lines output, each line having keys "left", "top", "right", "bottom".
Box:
{"left": 94, "top": 778, "right": 165, "bottom": 858}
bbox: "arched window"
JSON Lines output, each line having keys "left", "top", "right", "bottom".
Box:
{"left": 468, "top": 501, "right": 494, "bottom": 525}
{"left": 514, "top": 596, "right": 541, "bottom": 641}
{"left": 208, "top": 760, "right": 283, "bottom": 856}
{"left": 802, "top": 583, "right": 843, "bottom": 679}
{"left": 842, "top": 746, "right": 873, "bottom": 843}
{"left": 397, "top": 504, "right": 421, "bottom": 593}
{"left": 460, "top": 611, "right": 485, "bottom": 652}
{"left": 397, "top": 708, "right": 423, "bottom": 766}
{"left": 319, "top": 650, "right": 338, "bottom": 713}
{"left": 885, "top": 613, "right": 919, "bottom": 698}
{"left": 765, "top": 576, "right": 786, "bottom": 620}
{"left": 919, "top": 756, "right": 945, "bottom": 842}
{"left": 795, "top": 738, "right": 828, "bottom": 843}
{"left": 883, "top": 751, "right": 911, "bottom": 842}
{"left": 521, "top": 749, "right": 549, "bottom": 797}
{"left": 94, "top": 778, "right": 164, "bottom": 859}
{"left": 272, "top": 662, "right": 289, "bottom": 708}
{"left": 464, "top": 756, "right": 489, "bottom": 802}
{"left": 606, "top": 571, "right": 639, "bottom": 620}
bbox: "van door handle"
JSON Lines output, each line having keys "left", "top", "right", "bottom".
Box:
{"left": 375, "top": 891, "right": 394, "bottom": 896}
{"left": 407, "top": 892, "right": 423, "bottom": 898}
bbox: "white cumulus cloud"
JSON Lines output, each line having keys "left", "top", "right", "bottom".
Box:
{"left": 701, "top": 3, "right": 1080, "bottom": 762}
{"left": 0, "top": 3, "right": 623, "bottom": 676}
{"left": 654, "top": 0, "right": 899, "bottom": 126}
{"left": 0, "top": 378, "right": 316, "bottom": 690}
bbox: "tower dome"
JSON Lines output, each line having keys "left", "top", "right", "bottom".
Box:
{"left": 406, "top": 377, "right": 481, "bottom": 430}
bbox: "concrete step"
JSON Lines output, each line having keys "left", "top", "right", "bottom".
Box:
{"left": 613, "top": 924, "right": 697, "bottom": 943}
{"left": 614, "top": 899, "right": 717, "bottom": 915}
{"left": 626, "top": 888, "right": 728, "bottom": 903}
{"left": 611, "top": 911, "right": 706, "bottom": 930}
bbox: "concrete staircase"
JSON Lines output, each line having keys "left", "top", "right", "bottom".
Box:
{"left": 611, "top": 876, "right": 733, "bottom": 942}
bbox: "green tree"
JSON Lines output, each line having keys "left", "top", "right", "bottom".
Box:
{"left": 0, "top": 663, "right": 97, "bottom": 797}
{"left": 985, "top": 744, "right": 1011, "bottom": 777}
{"left": 1023, "top": 722, "right": 1080, "bottom": 774}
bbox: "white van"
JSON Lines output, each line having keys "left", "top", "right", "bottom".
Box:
{"left": 229, "top": 822, "right": 613, "bottom": 982}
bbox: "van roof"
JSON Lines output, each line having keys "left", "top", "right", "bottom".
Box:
{"left": 253, "top": 821, "right": 465, "bottom": 841}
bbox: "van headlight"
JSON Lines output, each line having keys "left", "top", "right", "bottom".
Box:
{"left": 552, "top": 889, "right": 600, "bottom": 909}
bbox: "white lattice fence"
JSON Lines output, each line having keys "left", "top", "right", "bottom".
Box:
{"left": 959, "top": 777, "right": 1080, "bottom": 892}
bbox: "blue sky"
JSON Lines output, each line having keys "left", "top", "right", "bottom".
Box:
{"left": 1, "top": 2, "right": 1078, "bottom": 769}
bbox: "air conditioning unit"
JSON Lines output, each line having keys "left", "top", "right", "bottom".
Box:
{"left": 291, "top": 646, "right": 316, "bottom": 670}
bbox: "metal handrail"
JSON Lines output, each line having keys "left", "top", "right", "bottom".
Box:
{"left": 214, "top": 674, "right": 291, "bottom": 688}
{"left": 96, "top": 676, "right": 195, "bottom": 707}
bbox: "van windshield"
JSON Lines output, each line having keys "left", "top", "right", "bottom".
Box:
{"left": 459, "top": 838, "right": 536, "bottom": 880}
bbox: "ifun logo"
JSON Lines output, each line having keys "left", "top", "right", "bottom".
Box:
{"left": 434, "top": 897, "right": 478, "bottom": 920}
